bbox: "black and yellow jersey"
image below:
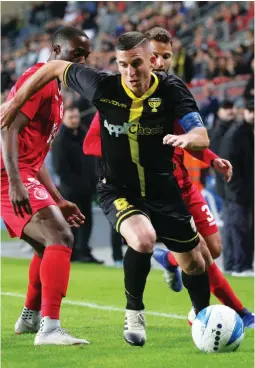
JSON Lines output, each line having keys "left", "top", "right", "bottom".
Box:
{"left": 64, "top": 64, "right": 200, "bottom": 198}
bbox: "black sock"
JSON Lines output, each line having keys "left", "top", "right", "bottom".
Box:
{"left": 124, "top": 247, "right": 152, "bottom": 310}
{"left": 182, "top": 270, "right": 210, "bottom": 314}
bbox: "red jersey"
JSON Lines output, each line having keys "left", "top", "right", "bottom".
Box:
{"left": 1, "top": 63, "right": 63, "bottom": 176}
{"left": 83, "top": 112, "right": 218, "bottom": 189}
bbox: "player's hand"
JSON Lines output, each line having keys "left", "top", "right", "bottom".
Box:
{"left": 212, "top": 158, "right": 233, "bottom": 182}
{"left": 58, "top": 199, "right": 85, "bottom": 228}
{"left": 0, "top": 98, "right": 19, "bottom": 130}
{"left": 9, "top": 182, "right": 32, "bottom": 218}
{"left": 163, "top": 134, "right": 190, "bottom": 148}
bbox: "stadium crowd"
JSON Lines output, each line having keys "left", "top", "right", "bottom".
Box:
{"left": 1, "top": 1, "right": 254, "bottom": 274}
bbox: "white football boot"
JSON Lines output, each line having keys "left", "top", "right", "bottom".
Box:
{"left": 124, "top": 309, "right": 146, "bottom": 346}
{"left": 34, "top": 317, "right": 89, "bottom": 346}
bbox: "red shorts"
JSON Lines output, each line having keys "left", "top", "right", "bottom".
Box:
{"left": 1, "top": 170, "right": 56, "bottom": 238}
{"left": 181, "top": 183, "right": 218, "bottom": 237}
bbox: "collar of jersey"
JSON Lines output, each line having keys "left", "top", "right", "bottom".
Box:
{"left": 121, "top": 72, "right": 159, "bottom": 101}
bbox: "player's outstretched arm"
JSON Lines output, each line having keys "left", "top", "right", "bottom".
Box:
{"left": 185, "top": 148, "right": 233, "bottom": 182}
{"left": 0, "top": 60, "right": 70, "bottom": 130}
{"left": 1, "top": 113, "right": 32, "bottom": 217}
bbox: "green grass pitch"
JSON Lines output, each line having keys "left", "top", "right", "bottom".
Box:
{"left": 1, "top": 257, "right": 254, "bottom": 368}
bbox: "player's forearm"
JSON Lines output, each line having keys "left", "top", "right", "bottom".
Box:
{"left": 1, "top": 129, "right": 22, "bottom": 184}
{"left": 186, "top": 148, "right": 219, "bottom": 165}
{"left": 185, "top": 127, "right": 210, "bottom": 150}
{"left": 12, "top": 61, "right": 70, "bottom": 110}
{"left": 37, "top": 163, "right": 64, "bottom": 203}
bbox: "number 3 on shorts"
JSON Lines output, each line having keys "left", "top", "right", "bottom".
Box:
{"left": 201, "top": 204, "right": 214, "bottom": 223}
{"left": 114, "top": 198, "right": 129, "bottom": 211}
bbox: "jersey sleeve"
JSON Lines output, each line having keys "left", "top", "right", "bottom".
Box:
{"left": 83, "top": 111, "right": 102, "bottom": 157}
{"left": 63, "top": 63, "right": 110, "bottom": 102}
{"left": 170, "top": 76, "right": 200, "bottom": 118}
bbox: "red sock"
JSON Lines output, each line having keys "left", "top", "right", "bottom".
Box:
{"left": 25, "top": 253, "right": 42, "bottom": 311}
{"left": 167, "top": 252, "right": 179, "bottom": 267}
{"left": 40, "top": 245, "right": 72, "bottom": 319}
{"left": 208, "top": 262, "right": 243, "bottom": 313}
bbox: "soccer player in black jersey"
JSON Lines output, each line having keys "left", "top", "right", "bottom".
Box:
{"left": 1, "top": 31, "right": 211, "bottom": 347}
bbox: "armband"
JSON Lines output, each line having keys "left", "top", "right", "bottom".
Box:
{"left": 179, "top": 112, "right": 204, "bottom": 132}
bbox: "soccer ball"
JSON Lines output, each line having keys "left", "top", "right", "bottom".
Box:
{"left": 192, "top": 305, "right": 244, "bottom": 353}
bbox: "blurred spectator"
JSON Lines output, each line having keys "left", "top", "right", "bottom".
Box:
{"left": 37, "top": 34, "right": 51, "bottom": 63}
{"left": 210, "top": 101, "right": 236, "bottom": 199}
{"left": 212, "top": 57, "right": 233, "bottom": 78}
{"left": 200, "top": 83, "right": 220, "bottom": 131}
{"left": 1, "top": 62, "right": 13, "bottom": 93}
{"left": 219, "top": 100, "right": 254, "bottom": 275}
{"left": 108, "top": 56, "right": 118, "bottom": 74}
{"left": 244, "top": 58, "right": 254, "bottom": 101}
{"left": 52, "top": 107, "right": 103, "bottom": 264}
{"left": 172, "top": 38, "right": 194, "bottom": 83}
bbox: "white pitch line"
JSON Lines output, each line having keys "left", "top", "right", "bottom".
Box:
{"left": 1, "top": 292, "right": 187, "bottom": 320}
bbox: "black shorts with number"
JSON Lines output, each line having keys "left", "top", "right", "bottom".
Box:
{"left": 97, "top": 178, "right": 199, "bottom": 253}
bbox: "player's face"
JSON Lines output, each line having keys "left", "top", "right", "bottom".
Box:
{"left": 116, "top": 46, "right": 156, "bottom": 96}
{"left": 150, "top": 40, "right": 173, "bottom": 72}
{"left": 57, "top": 36, "right": 91, "bottom": 64}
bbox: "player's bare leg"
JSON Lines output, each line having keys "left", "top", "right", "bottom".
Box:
{"left": 21, "top": 205, "right": 89, "bottom": 346}
{"left": 202, "top": 234, "right": 254, "bottom": 328}
{"left": 120, "top": 214, "right": 156, "bottom": 347}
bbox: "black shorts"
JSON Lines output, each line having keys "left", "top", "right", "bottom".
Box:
{"left": 97, "top": 178, "right": 199, "bottom": 253}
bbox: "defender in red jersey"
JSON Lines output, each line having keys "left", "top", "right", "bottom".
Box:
{"left": 0, "top": 27, "right": 92, "bottom": 345}
{"left": 83, "top": 28, "right": 254, "bottom": 329}
{"left": 145, "top": 27, "right": 254, "bottom": 328}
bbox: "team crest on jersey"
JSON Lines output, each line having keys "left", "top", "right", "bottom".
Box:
{"left": 190, "top": 217, "right": 197, "bottom": 233}
{"left": 34, "top": 188, "right": 48, "bottom": 200}
{"left": 148, "top": 97, "right": 161, "bottom": 112}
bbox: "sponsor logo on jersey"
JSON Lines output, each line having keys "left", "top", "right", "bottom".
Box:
{"left": 34, "top": 188, "right": 49, "bottom": 200}
{"left": 27, "top": 178, "right": 40, "bottom": 185}
{"left": 100, "top": 98, "right": 127, "bottom": 109}
{"left": 148, "top": 97, "right": 162, "bottom": 112}
{"left": 104, "top": 120, "right": 163, "bottom": 137}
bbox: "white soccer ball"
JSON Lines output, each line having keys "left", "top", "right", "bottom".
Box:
{"left": 192, "top": 305, "right": 244, "bottom": 353}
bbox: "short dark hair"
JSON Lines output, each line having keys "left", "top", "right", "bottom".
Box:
{"left": 65, "top": 106, "right": 79, "bottom": 112}
{"left": 116, "top": 31, "right": 148, "bottom": 51}
{"left": 145, "top": 27, "right": 172, "bottom": 45}
{"left": 52, "top": 26, "right": 88, "bottom": 46}
{"left": 220, "top": 100, "right": 234, "bottom": 109}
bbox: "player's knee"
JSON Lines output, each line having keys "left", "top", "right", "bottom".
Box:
{"left": 46, "top": 226, "right": 74, "bottom": 248}
{"left": 131, "top": 230, "right": 156, "bottom": 253}
{"left": 182, "top": 255, "right": 206, "bottom": 275}
{"left": 59, "top": 227, "right": 74, "bottom": 248}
